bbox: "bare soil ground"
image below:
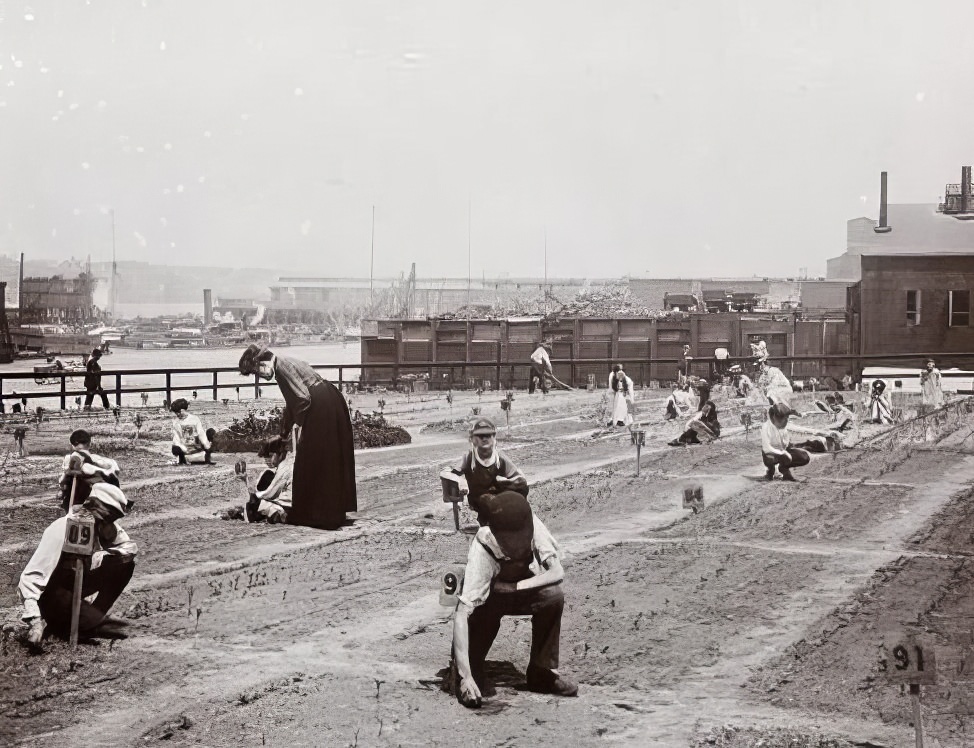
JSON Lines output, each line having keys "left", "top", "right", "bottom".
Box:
{"left": 1, "top": 388, "right": 973, "bottom": 747}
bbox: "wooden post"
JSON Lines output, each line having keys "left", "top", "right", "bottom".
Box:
{"left": 910, "top": 684, "right": 924, "bottom": 748}
{"left": 165, "top": 372, "right": 172, "bottom": 404}
{"left": 115, "top": 373, "right": 122, "bottom": 407}
{"left": 338, "top": 365, "right": 344, "bottom": 391}
{"left": 59, "top": 374, "right": 66, "bottom": 410}
{"left": 254, "top": 373, "right": 260, "bottom": 398}
{"left": 69, "top": 556, "right": 84, "bottom": 648}
{"left": 495, "top": 344, "right": 501, "bottom": 392}
{"left": 452, "top": 502, "right": 460, "bottom": 532}
{"left": 212, "top": 371, "right": 218, "bottom": 401}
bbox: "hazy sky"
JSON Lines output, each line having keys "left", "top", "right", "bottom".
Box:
{"left": 1, "top": 1, "right": 972, "bottom": 280}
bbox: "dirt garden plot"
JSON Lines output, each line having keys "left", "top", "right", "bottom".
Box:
{"left": 1, "top": 388, "right": 974, "bottom": 746}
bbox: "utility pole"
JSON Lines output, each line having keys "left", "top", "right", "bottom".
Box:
{"left": 544, "top": 228, "right": 548, "bottom": 316}
{"left": 370, "top": 205, "right": 375, "bottom": 308}
{"left": 467, "top": 198, "right": 471, "bottom": 320}
{"left": 110, "top": 209, "right": 117, "bottom": 319}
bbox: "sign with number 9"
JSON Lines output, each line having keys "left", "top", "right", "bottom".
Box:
{"left": 881, "top": 638, "right": 937, "bottom": 685}
{"left": 439, "top": 565, "right": 466, "bottom": 607}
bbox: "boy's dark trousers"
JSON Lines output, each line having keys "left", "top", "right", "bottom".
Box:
{"left": 466, "top": 583, "right": 564, "bottom": 683}
{"left": 38, "top": 555, "right": 134, "bottom": 635}
{"left": 762, "top": 448, "right": 810, "bottom": 474}
{"left": 528, "top": 363, "right": 549, "bottom": 394}
{"left": 84, "top": 387, "right": 110, "bottom": 409}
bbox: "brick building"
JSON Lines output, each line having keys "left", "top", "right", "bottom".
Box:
{"left": 850, "top": 254, "right": 974, "bottom": 361}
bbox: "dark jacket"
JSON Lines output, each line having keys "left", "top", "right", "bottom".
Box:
{"left": 84, "top": 358, "right": 102, "bottom": 390}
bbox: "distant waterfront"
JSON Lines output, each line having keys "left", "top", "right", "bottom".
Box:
{"left": 0, "top": 342, "right": 362, "bottom": 410}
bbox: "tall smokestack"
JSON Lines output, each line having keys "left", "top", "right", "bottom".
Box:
{"left": 962, "top": 166, "right": 972, "bottom": 213}
{"left": 203, "top": 289, "right": 212, "bottom": 326}
{"left": 874, "top": 171, "right": 892, "bottom": 233}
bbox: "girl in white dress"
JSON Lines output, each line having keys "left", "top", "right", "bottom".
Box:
{"left": 609, "top": 366, "right": 635, "bottom": 427}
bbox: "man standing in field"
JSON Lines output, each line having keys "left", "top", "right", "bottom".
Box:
{"left": 451, "top": 492, "right": 577, "bottom": 708}
{"left": 83, "top": 348, "right": 110, "bottom": 410}
{"left": 528, "top": 342, "right": 552, "bottom": 395}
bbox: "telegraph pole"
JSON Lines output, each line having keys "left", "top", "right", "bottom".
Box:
{"left": 544, "top": 228, "right": 548, "bottom": 316}
{"left": 370, "top": 205, "right": 375, "bottom": 307}
{"left": 110, "top": 209, "right": 117, "bottom": 319}
{"left": 466, "top": 197, "right": 471, "bottom": 320}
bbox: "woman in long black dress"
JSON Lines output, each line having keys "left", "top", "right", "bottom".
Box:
{"left": 238, "top": 345, "right": 357, "bottom": 529}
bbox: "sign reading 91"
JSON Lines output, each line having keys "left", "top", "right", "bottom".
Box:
{"left": 439, "top": 565, "right": 466, "bottom": 607}
{"left": 880, "top": 638, "right": 937, "bottom": 685}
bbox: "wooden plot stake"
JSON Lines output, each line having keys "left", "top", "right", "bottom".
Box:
{"left": 881, "top": 637, "right": 936, "bottom": 748}
{"left": 234, "top": 459, "right": 251, "bottom": 523}
{"left": 501, "top": 391, "right": 515, "bottom": 436}
{"left": 62, "top": 508, "right": 96, "bottom": 649}
{"left": 69, "top": 557, "right": 84, "bottom": 648}
{"left": 440, "top": 471, "right": 464, "bottom": 532}
{"left": 683, "top": 484, "right": 705, "bottom": 556}
{"left": 630, "top": 428, "right": 646, "bottom": 476}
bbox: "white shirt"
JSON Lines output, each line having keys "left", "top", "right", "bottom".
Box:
{"left": 61, "top": 449, "right": 119, "bottom": 484}
{"left": 530, "top": 347, "right": 551, "bottom": 367}
{"left": 760, "top": 419, "right": 791, "bottom": 455}
{"left": 255, "top": 459, "right": 294, "bottom": 505}
{"left": 458, "top": 516, "right": 560, "bottom": 608}
{"left": 19, "top": 514, "right": 137, "bottom": 619}
{"left": 172, "top": 412, "right": 211, "bottom": 453}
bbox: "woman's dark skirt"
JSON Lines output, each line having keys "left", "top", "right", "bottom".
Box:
{"left": 289, "top": 381, "right": 357, "bottom": 530}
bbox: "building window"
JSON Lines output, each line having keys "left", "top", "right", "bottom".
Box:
{"left": 949, "top": 290, "right": 971, "bottom": 327}
{"left": 906, "top": 290, "right": 920, "bottom": 326}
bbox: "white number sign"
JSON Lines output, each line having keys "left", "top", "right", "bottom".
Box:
{"left": 439, "top": 565, "right": 466, "bottom": 607}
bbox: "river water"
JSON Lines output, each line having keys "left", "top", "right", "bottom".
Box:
{"left": 0, "top": 342, "right": 362, "bottom": 410}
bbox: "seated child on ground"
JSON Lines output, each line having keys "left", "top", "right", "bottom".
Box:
{"left": 240, "top": 436, "right": 293, "bottom": 524}
{"left": 663, "top": 383, "right": 694, "bottom": 421}
{"left": 669, "top": 395, "right": 721, "bottom": 447}
{"left": 171, "top": 398, "right": 216, "bottom": 465}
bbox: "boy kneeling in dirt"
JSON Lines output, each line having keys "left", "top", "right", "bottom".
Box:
{"left": 452, "top": 491, "right": 577, "bottom": 708}
{"left": 58, "top": 429, "right": 121, "bottom": 512}
{"left": 448, "top": 417, "right": 528, "bottom": 526}
{"left": 170, "top": 398, "right": 216, "bottom": 465}
{"left": 760, "top": 402, "right": 810, "bottom": 482}
{"left": 19, "top": 483, "right": 137, "bottom": 648}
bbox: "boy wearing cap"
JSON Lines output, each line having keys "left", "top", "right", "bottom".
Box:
{"left": 452, "top": 491, "right": 577, "bottom": 708}
{"left": 760, "top": 402, "right": 810, "bottom": 481}
{"left": 83, "top": 348, "right": 110, "bottom": 410}
{"left": 19, "top": 483, "right": 137, "bottom": 647}
{"left": 58, "top": 429, "right": 121, "bottom": 512}
{"left": 449, "top": 418, "right": 529, "bottom": 526}
{"left": 171, "top": 398, "right": 216, "bottom": 465}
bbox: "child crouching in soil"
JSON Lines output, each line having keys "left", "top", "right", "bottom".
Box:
{"left": 171, "top": 399, "right": 216, "bottom": 465}
{"left": 58, "top": 429, "right": 121, "bottom": 512}
{"left": 760, "top": 402, "right": 810, "bottom": 481}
